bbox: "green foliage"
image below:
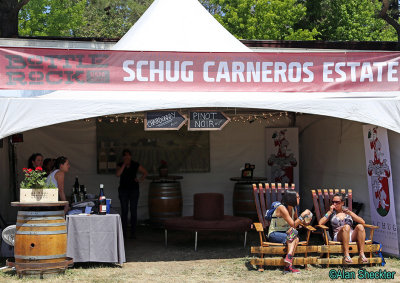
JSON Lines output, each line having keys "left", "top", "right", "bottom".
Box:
{"left": 20, "top": 167, "right": 55, "bottom": 189}
{"left": 19, "top": 0, "right": 86, "bottom": 37}
{"left": 201, "top": 0, "right": 318, "bottom": 40}
{"left": 302, "top": 0, "right": 397, "bottom": 41}
{"left": 73, "top": 0, "right": 153, "bottom": 38}
{"left": 18, "top": 0, "right": 152, "bottom": 38}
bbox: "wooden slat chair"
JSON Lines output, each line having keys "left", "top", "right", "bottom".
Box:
{"left": 312, "top": 189, "right": 382, "bottom": 267}
{"left": 250, "top": 183, "right": 316, "bottom": 271}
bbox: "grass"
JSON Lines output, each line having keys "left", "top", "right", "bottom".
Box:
{"left": 1, "top": 226, "right": 399, "bottom": 282}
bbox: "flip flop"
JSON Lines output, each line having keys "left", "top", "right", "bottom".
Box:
{"left": 360, "top": 254, "right": 368, "bottom": 263}
{"left": 344, "top": 255, "right": 353, "bottom": 264}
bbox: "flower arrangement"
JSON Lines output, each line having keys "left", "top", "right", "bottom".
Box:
{"left": 20, "top": 167, "right": 56, "bottom": 189}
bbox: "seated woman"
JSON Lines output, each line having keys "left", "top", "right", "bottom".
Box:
{"left": 268, "top": 190, "right": 311, "bottom": 274}
{"left": 46, "top": 156, "right": 70, "bottom": 214}
{"left": 318, "top": 193, "right": 368, "bottom": 264}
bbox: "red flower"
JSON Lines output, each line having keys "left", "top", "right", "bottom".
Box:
{"left": 28, "top": 168, "right": 33, "bottom": 172}
{"left": 35, "top": 167, "right": 43, "bottom": 171}
{"left": 23, "top": 168, "right": 28, "bottom": 171}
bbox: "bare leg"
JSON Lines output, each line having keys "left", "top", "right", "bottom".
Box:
{"left": 352, "top": 224, "right": 366, "bottom": 260}
{"left": 287, "top": 237, "right": 299, "bottom": 256}
{"left": 337, "top": 224, "right": 351, "bottom": 259}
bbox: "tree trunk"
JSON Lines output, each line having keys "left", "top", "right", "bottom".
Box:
{"left": 0, "top": 0, "right": 30, "bottom": 38}
{"left": 379, "top": 0, "right": 400, "bottom": 47}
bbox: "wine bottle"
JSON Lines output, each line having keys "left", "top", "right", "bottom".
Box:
{"left": 99, "top": 184, "right": 104, "bottom": 197}
{"left": 74, "top": 176, "right": 80, "bottom": 194}
{"left": 98, "top": 184, "right": 106, "bottom": 215}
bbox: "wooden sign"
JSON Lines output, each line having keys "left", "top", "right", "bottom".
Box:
{"left": 188, "top": 111, "right": 230, "bottom": 131}
{"left": 144, "top": 111, "right": 187, "bottom": 130}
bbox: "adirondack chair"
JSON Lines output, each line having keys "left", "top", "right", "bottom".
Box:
{"left": 312, "top": 189, "right": 382, "bottom": 266}
{"left": 250, "top": 183, "right": 316, "bottom": 271}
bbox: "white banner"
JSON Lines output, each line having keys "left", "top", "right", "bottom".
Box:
{"left": 363, "top": 125, "right": 399, "bottom": 255}
{"left": 265, "top": 128, "right": 299, "bottom": 191}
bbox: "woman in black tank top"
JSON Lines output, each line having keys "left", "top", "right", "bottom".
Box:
{"left": 116, "top": 149, "right": 148, "bottom": 238}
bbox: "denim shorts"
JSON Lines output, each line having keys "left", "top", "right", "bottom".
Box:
{"left": 268, "top": 231, "right": 287, "bottom": 244}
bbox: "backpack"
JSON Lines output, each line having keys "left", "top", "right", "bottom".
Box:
{"left": 265, "top": 201, "right": 282, "bottom": 224}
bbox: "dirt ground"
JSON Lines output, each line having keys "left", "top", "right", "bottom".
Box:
{"left": 1, "top": 224, "right": 399, "bottom": 282}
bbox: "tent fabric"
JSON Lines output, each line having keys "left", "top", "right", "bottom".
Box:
{"left": 112, "top": 0, "right": 250, "bottom": 52}
{"left": 1, "top": 91, "right": 400, "bottom": 139}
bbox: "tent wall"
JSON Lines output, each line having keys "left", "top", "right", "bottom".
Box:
{"left": 3, "top": 115, "right": 400, "bottom": 254}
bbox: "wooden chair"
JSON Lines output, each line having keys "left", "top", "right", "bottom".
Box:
{"left": 250, "top": 183, "right": 316, "bottom": 271}
{"left": 312, "top": 189, "right": 382, "bottom": 266}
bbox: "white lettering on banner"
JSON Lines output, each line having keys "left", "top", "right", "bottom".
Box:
{"left": 181, "top": 61, "right": 193, "bottom": 82}
{"left": 203, "top": 61, "right": 215, "bottom": 82}
{"left": 122, "top": 60, "right": 194, "bottom": 82}
{"left": 388, "top": 62, "right": 398, "bottom": 82}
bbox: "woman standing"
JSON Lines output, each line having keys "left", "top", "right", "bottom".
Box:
{"left": 116, "top": 149, "right": 148, "bottom": 239}
{"left": 46, "top": 156, "right": 70, "bottom": 213}
{"left": 267, "top": 190, "right": 311, "bottom": 274}
{"left": 319, "top": 193, "right": 368, "bottom": 264}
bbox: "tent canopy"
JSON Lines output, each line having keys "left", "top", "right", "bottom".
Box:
{"left": 1, "top": 0, "right": 400, "bottom": 138}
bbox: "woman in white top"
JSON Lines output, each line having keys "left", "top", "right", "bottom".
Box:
{"left": 47, "top": 156, "right": 70, "bottom": 213}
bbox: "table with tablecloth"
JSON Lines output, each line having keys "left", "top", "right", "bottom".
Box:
{"left": 66, "top": 214, "right": 126, "bottom": 264}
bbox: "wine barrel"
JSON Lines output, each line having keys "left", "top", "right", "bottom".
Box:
{"left": 232, "top": 182, "right": 258, "bottom": 220}
{"left": 148, "top": 181, "right": 182, "bottom": 224}
{"left": 14, "top": 210, "right": 67, "bottom": 263}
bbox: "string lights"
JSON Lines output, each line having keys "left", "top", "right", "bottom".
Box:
{"left": 86, "top": 111, "right": 293, "bottom": 124}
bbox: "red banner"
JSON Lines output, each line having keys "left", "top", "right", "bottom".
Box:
{"left": 1, "top": 47, "right": 400, "bottom": 92}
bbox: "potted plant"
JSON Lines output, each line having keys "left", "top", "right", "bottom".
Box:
{"left": 20, "top": 167, "right": 58, "bottom": 203}
{"left": 159, "top": 160, "right": 168, "bottom": 178}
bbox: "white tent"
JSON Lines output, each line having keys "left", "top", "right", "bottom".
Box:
{"left": 1, "top": 0, "right": 400, "bottom": 257}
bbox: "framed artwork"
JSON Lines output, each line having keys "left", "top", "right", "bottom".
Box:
{"left": 96, "top": 121, "right": 210, "bottom": 174}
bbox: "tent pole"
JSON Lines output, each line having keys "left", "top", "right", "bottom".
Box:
{"left": 8, "top": 137, "right": 17, "bottom": 202}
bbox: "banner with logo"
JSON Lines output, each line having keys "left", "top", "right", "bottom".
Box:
{"left": 3, "top": 47, "right": 400, "bottom": 93}
{"left": 265, "top": 128, "right": 299, "bottom": 190}
{"left": 363, "top": 125, "right": 399, "bottom": 255}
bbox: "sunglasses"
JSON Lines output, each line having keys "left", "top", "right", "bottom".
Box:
{"left": 332, "top": 200, "right": 342, "bottom": 204}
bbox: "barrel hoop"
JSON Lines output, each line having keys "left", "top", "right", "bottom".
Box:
{"left": 17, "top": 216, "right": 64, "bottom": 221}
{"left": 16, "top": 222, "right": 66, "bottom": 227}
{"left": 18, "top": 211, "right": 64, "bottom": 216}
{"left": 16, "top": 230, "right": 67, "bottom": 235}
{"left": 149, "top": 191, "right": 181, "bottom": 195}
{"left": 150, "top": 196, "right": 182, "bottom": 200}
{"left": 14, "top": 254, "right": 66, "bottom": 260}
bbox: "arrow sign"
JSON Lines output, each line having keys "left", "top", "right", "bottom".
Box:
{"left": 188, "top": 111, "right": 230, "bottom": 131}
{"left": 144, "top": 111, "right": 187, "bottom": 130}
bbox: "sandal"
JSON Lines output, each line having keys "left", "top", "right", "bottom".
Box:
{"left": 344, "top": 255, "right": 353, "bottom": 264}
{"left": 360, "top": 254, "right": 368, "bottom": 263}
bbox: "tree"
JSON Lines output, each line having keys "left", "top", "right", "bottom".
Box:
{"left": 378, "top": 0, "right": 400, "bottom": 42}
{"left": 200, "top": 0, "right": 319, "bottom": 40}
{"left": 18, "top": 0, "right": 86, "bottom": 37}
{"left": 73, "top": 0, "right": 153, "bottom": 38}
{"left": 0, "top": 0, "right": 30, "bottom": 37}
{"left": 302, "top": 0, "right": 397, "bottom": 41}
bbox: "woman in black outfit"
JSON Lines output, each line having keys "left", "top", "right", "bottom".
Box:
{"left": 116, "top": 149, "right": 148, "bottom": 238}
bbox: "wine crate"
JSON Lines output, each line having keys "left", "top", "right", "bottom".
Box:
{"left": 20, "top": 188, "right": 58, "bottom": 203}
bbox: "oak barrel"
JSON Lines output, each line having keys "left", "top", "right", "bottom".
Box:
{"left": 14, "top": 210, "right": 67, "bottom": 263}
{"left": 148, "top": 181, "right": 182, "bottom": 224}
{"left": 232, "top": 182, "right": 257, "bottom": 220}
